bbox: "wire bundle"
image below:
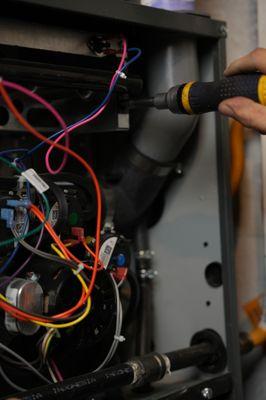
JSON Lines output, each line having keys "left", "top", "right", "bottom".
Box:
{"left": 0, "top": 37, "right": 141, "bottom": 389}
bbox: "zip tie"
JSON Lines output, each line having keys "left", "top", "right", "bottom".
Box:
{"left": 114, "top": 335, "right": 126, "bottom": 342}
{"left": 74, "top": 263, "right": 85, "bottom": 275}
{"left": 116, "top": 70, "right": 127, "bottom": 79}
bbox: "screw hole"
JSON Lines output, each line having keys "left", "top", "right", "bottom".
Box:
{"left": 205, "top": 262, "right": 222, "bottom": 288}
{"left": 0, "top": 106, "right": 9, "bottom": 126}
{"left": 203, "top": 242, "right": 209, "bottom": 247}
{"left": 206, "top": 301, "right": 211, "bottom": 307}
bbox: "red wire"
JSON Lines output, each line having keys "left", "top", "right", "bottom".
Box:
{"left": 0, "top": 83, "right": 101, "bottom": 321}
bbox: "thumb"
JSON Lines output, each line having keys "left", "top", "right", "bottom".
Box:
{"left": 218, "top": 97, "right": 266, "bottom": 134}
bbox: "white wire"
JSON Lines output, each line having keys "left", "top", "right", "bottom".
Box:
{"left": 0, "top": 342, "right": 51, "bottom": 384}
{"left": 0, "top": 363, "right": 26, "bottom": 392}
{"left": 46, "top": 361, "right": 58, "bottom": 383}
{"left": 93, "top": 275, "right": 123, "bottom": 371}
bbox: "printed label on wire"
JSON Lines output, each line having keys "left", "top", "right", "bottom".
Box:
{"left": 21, "top": 169, "right": 49, "bottom": 194}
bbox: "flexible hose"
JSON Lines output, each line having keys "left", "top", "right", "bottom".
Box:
{"left": 230, "top": 120, "right": 245, "bottom": 195}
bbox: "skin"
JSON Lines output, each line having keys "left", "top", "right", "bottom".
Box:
{"left": 218, "top": 48, "right": 266, "bottom": 133}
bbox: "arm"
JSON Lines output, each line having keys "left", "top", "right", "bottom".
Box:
{"left": 218, "top": 48, "right": 266, "bottom": 133}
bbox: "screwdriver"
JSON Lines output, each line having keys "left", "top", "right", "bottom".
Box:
{"left": 131, "top": 73, "right": 266, "bottom": 115}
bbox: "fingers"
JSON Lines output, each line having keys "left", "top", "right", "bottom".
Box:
{"left": 218, "top": 97, "right": 266, "bottom": 134}
{"left": 224, "top": 48, "right": 266, "bottom": 76}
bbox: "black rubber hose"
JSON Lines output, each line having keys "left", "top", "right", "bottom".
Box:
{"left": 3, "top": 342, "right": 217, "bottom": 400}
{"left": 166, "top": 342, "right": 213, "bottom": 371}
{"left": 3, "top": 363, "right": 134, "bottom": 400}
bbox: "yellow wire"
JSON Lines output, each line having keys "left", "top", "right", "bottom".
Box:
{"left": 51, "top": 243, "right": 66, "bottom": 259}
{"left": 0, "top": 247, "right": 92, "bottom": 330}
{"left": 42, "top": 329, "right": 56, "bottom": 360}
{"left": 26, "top": 244, "right": 92, "bottom": 329}
{"left": 31, "top": 297, "right": 91, "bottom": 329}
{"left": 0, "top": 293, "right": 8, "bottom": 302}
{"left": 0, "top": 289, "right": 91, "bottom": 329}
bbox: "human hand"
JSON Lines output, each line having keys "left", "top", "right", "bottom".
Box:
{"left": 218, "top": 48, "right": 266, "bottom": 133}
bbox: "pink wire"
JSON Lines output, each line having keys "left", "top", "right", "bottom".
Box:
{"left": 45, "top": 37, "right": 128, "bottom": 173}
{"left": 2, "top": 80, "right": 69, "bottom": 174}
{"left": 50, "top": 359, "right": 64, "bottom": 382}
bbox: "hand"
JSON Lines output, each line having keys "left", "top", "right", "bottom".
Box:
{"left": 218, "top": 48, "right": 266, "bottom": 133}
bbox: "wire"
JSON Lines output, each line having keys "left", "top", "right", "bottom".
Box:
{"left": 0, "top": 203, "right": 29, "bottom": 274}
{"left": 16, "top": 47, "right": 142, "bottom": 161}
{"left": 31, "top": 288, "right": 91, "bottom": 330}
{"left": 0, "top": 155, "right": 92, "bottom": 322}
{"left": 47, "top": 360, "right": 58, "bottom": 383}
{"left": 3, "top": 80, "right": 70, "bottom": 174}
{"left": 0, "top": 244, "right": 20, "bottom": 275}
{"left": 0, "top": 351, "right": 41, "bottom": 369}
{"left": 81, "top": 240, "right": 104, "bottom": 270}
{"left": 13, "top": 234, "right": 80, "bottom": 271}
{"left": 0, "top": 46, "right": 141, "bottom": 331}
{"left": 9, "top": 222, "right": 91, "bottom": 329}
{"left": 42, "top": 329, "right": 57, "bottom": 361}
{"left": 50, "top": 359, "right": 63, "bottom": 382}
{"left": 51, "top": 242, "right": 68, "bottom": 259}
{"left": 93, "top": 275, "right": 123, "bottom": 371}
{"left": 0, "top": 342, "right": 51, "bottom": 384}
{"left": 0, "top": 156, "right": 50, "bottom": 249}
{"left": 0, "top": 210, "right": 44, "bottom": 289}
{"left": 0, "top": 86, "right": 102, "bottom": 308}
{"left": 43, "top": 37, "right": 128, "bottom": 174}
{"left": 8, "top": 226, "right": 90, "bottom": 325}
{"left": 0, "top": 363, "right": 26, "bottom": 392}
{"left": 0, "top": 148, "right": 29, "bottom": 157}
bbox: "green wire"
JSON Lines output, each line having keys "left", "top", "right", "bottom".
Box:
{"left": 0, "top": 156, "right": 50, "bottom": 248}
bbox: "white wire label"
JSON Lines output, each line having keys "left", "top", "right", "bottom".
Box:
{"left": 99, "top": 236, "right": 118, "bottom": 269}
{"left": 22, "top": 169, "right": 49, "bottom": 194}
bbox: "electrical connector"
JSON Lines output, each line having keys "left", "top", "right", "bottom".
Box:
{"left": 71, "top": 227, "right": 85, "bottom": 241}
{"left": 6, "top": 199, "right": 31, "bottom": 208}
{"left": 0, "top": 208, "right": 15, "bottom": 228}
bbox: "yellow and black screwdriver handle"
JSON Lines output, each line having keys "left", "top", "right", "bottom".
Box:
{"left": 152, "top": 73, "right": 266, "bottom": 114}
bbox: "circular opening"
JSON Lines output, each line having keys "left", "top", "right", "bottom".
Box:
{"left": 13, "top": 99, "right": 24, "bottom": 114}
{"left": 205, "top": 262, "right": 222, "bottom": 288}
{"left": 203, "top": 241, "right": 209, "bottom": 247}
{"left": 0, "top": 106, "right": 9, "bottom": 126}
{"left": 206, "top": 300, "right": 211, "bottom": 307}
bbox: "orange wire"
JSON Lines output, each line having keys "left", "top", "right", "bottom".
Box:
{"left": 0, "top": 83, "right": 101, "bottom": 320}
{"left": 230, "top": 119, "right": 245, "bottom": 195}
{"left": 82, "top": 240, "right": 104, "bottom": 270}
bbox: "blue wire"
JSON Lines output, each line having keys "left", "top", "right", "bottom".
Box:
{"left": 0, "top": 242, "right": 20, "bottom": 274}
{"left": 0, "top": 159, "right": 30, "bottom": 274}
{"left": 0, "top": 48, "right": 142, "bottom": 274}
{"left": 16, "top": 47, "right": 142, "bottom": 160}
{"left": 0, "top": 148, "right": 29, "bottom": 158}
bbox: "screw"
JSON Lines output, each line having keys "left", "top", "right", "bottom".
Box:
{"left": 175, "top": 163, "right": 183, "bottom": 176}
{"left": 201, "top": 387, "right": 214, "bottom": 399}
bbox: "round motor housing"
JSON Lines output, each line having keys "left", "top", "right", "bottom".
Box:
{"left": 4, "top": 277, "right": 43, "bottom": 336}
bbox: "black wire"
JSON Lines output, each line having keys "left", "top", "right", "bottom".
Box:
{"left": 0, "top": 351, "right": 41, "bottom": 368}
